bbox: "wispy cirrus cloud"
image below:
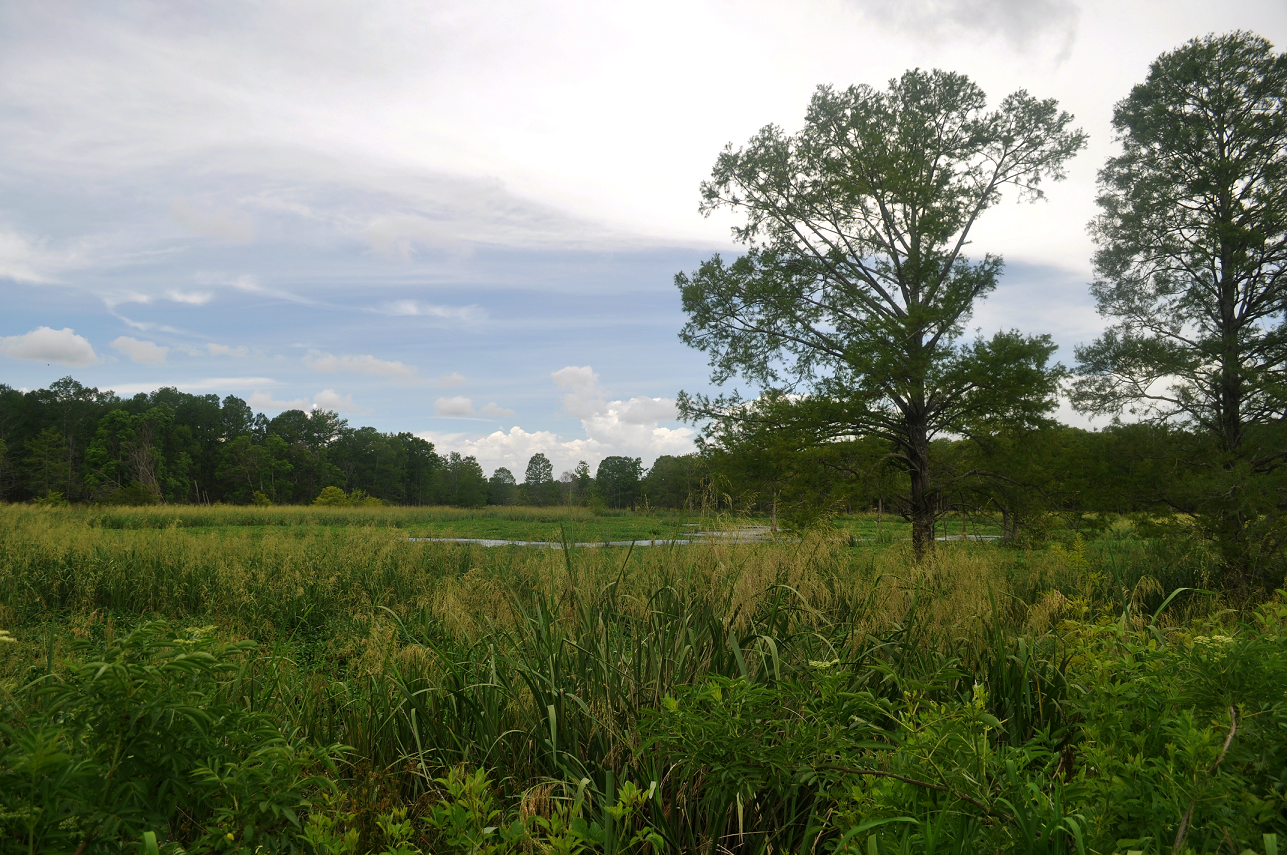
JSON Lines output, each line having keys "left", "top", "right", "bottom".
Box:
{"left": 304, "top": 350, "right": 417, "bottom": 377}
{"left": 376, "top": 300, "right": 486, "bottom": 323}
{"left": 248, "top": 388, "right": 364, "bottom": 413}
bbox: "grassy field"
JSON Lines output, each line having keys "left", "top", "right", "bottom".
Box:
{"left": 42, "top": 501, "right": 961, "bottom": 543}
{"left": 58, "top": 503, "right": 743, "bottom": 543}
{"left": 1, "top": 503, "right": 1283, "bottom": 854}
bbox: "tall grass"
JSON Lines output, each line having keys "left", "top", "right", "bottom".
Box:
{"left": 1, "top": 503, "right": 1279, "bottom": 853}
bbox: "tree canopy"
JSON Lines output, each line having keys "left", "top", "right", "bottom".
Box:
{"left": 678, "top": 69, "right": 1085, "bottom": 556}
{"left": 1072, "top": 31, "right": 1287, "bottom": 581}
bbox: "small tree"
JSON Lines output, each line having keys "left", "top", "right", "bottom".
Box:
{"left": 596, "top": 456, "right": 643, "bottom": 509}
{"left": 678, "top": 69, "right": 1083, "bottom": 557}
{"left": 441, "top": 452, "right": 488, "bottom": 508}
{"left": 488, "top": 467, "right": 517, "bottom": 505}
{"left": 522, "top": 452, "right": 559, "bottom": 506}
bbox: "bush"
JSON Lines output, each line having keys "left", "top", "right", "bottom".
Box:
{"left": 0, "top": 622, "right": 343, "bottom": 853}
{"left": 100, "top": 483, "right": 161, "bottom": 506}
{"left": 313, "top": 486, "right": 349, "bottom": 506}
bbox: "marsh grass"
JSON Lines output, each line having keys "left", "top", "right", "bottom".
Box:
{"left": 1, "top": 503, "right": 1278, "bottom": 853}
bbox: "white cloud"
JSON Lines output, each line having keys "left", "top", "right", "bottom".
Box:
{"left": 304, "top": 350, "right": 417, "bottom": 377}
{"left": 166, "top": 289, "right": 214, "bottom": 305}
{"left": 103, "top": 376, "right": 278, "bottom": 395}
{"left": 377, "top": 300, "right": 486, "bottom": 323}
{"left": 111, "top": 335, "right": 169, "bottom": 365}
{"left": 425, "top": 367, "right": 695, "bottom": 475}
{"left": 847, "top": 0, "right": 1078, "bottom": 51}
{"left": 169, "top": 199, "right": 256, "bottom": 242}
{"left": 313, "top": 388, "right": 360, "bottom": 413}
{"left": 249, "top": 390, "right": 311, "bottom": 411}
{"left": 434, "top": 396, "right": 476, "bottom": 417}
{"left": 423, "top": 426, "right": 583, "bottom": 476}
{"left": 480, "top": 401, "right": 516, "bottom": 418}
{"left": 0, "top": 326, "right": 97, "bottom": 366}
{"left": 0, "top": 230, "right": 55, "bottom": 283}
{"left": 552, "top": 364, "right": 605, "bottom": 419}
{"left": 437, "top": 371, "right": 466, "bottom": 387}
{"left": 208, "top": 342, "right": 249, "bottom": 357}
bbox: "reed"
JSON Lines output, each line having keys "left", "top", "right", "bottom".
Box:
{"left": 1, "top": 503, "right": 1278, "bottom": 854}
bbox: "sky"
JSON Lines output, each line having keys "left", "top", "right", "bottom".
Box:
{"left": 3, "top": 0, "right": 1286, "bottom": 477}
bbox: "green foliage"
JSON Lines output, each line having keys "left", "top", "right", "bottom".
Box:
{"left": 425, "top": 766, "right": 526, "bottom": 854}
{"left": 1066, "top": 601, "right": 1287, "bottom": 852}
{"left": 522, "top": 453, "right": 561, "bottom": 506}
{"left": 0, "top": 622, "right": 343, "bottom": 853}
{"left": 595, "top": 456, "right": 642, "bottom": 509}
{"left": 487, "top": 467, "right": 518, "bottom": 506}
{"left": 1072, "top": 32, "right": 1287, "bottom": 584}
{"left": 313, "top": 486, "right": 384, "bottom": 507}
{"left": 678, "top": 69, "right": 1084, "bottom": 556}
{"left": 3, "top": 504, "right": 1287, "bottom": 851}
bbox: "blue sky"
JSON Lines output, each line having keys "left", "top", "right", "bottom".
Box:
{"left": 3, "top": 0, "right": 1286, "bottom": 476}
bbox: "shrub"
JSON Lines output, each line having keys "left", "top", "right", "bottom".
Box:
{"left": 313, "top": 486, "right": 349, "bottom": 506}
{"left": 0, "top": 622, "right": 343, "bottom": 853}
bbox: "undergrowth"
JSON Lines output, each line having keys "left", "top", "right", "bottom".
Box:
{"left": 0, "top": 505, "right": 1283, "bottom": 853}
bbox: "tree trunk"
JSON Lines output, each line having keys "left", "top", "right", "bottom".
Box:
{"left": 908, "top": 424, "right": 934, "bottom": 560}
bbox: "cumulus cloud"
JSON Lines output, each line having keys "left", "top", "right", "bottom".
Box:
{"left": 426, "top": 367, "right": 694, "bottom": 475}
{"left": 112, "top": 335, "right": 169, "bottom": 365}
{"left": 480, "top": 402, "right": 516, "bottom": 418}
{"left": 434, "top": 396, "right": 476, "bottom": 417}
{"left": 437, "top": 371, "right": 466, "bottom": 387}
{"left": 304, "top": 350, "right": 417, "bottom": 377}
{"left": 423, "top": 426, "right": 583, "bottom": 475}
{"left": 0, "top": 326, "right": 97, "bottom": 366}
{"left": 616, "top": 396, "right": 677, "bottom": 424}
{"left": 313, "top": 388, "right": 360, "bottom": 413}
{"left": 550, "top": 364, "right": 693, "bottom": 463}
{"left": 552, "top": 364, "right": 605, "bottom": 419}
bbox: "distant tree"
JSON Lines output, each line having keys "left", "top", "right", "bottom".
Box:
{"left": 23, "top": 427, "right": 72, "bottom": 499}
{"left": 268, "top": 409, "right": 312, "bottom": 446}
{"left": 441, "top": 452, "right": 488, "bottom": 508}
{"left": 641, "top": 455, "right": 699, "bottom": 509}
{"left": 0, "top": 435, "right": 9, "bottom": 499}
{"left": 571, "top": 460, "right": 593, "bottom": 506}
{"left": 523, "top": 452, "right": 559, "bottom": 506}
{"left": 84, "top": 410, "right": 136, "bottom": 497}
{"left": 1072, "top": 32, "right": 1287, "bottom": 583}
{"left": 488, "top": 467, "right": 517, "bottom": 505}
{"left": 677, "top": 69, "right": 1084, "bottom": 557}
{"left": 596, "top": 456, "right": 643, "bottom": 509}
{"left": 396, "top": 433, "right": 440, "bottom": 505}
{"left": 221, "top": 395, "right": 255, "bottom": 440}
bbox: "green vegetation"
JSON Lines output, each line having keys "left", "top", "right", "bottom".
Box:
{"left": 2, "top": 504, "right": 1286, "bottom": 853}
{"left": 3, "top": 29, "right": 1287, "bottom": 854}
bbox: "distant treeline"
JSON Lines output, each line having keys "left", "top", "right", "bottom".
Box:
{"left": 2, "top": 377, "right": 1260, "bottom": 531}
{"left": 0, "top": 378, "right": 703, "bottom": 509}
